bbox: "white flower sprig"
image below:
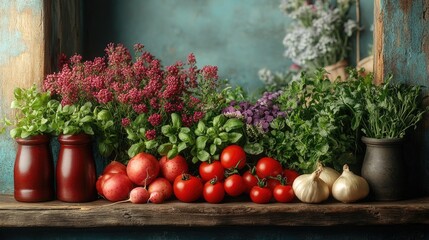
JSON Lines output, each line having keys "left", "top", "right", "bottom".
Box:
{"left": 280, "top": 0, "right": 357, "bottom": 68}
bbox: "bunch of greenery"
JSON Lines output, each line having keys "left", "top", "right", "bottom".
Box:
{"left": 9, "top": 86, "right": 60, "bottom": 139}
{"left": 271, "top": 70, "right": 359, "bottom": 172}
{"left": 340, "top": 74, "right": 427, "bottom": 139}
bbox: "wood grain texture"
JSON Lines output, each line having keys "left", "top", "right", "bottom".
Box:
{"left": 0, "top": 195, "right": 428, "bottom": 228}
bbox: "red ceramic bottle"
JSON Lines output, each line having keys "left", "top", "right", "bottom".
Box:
{"left": 14, "top": 135, "right": 54, "bottom": 202}
{"left": 56, "top": 134, "right": 97, "bottom": 202}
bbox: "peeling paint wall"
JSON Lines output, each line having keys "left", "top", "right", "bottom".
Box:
{"left": 374, "top": 0, "right": 429, "bottom": 196}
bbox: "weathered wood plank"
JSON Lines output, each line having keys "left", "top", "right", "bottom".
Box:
{"left": 0, "top": 195, "right": 428, "bottom": 227}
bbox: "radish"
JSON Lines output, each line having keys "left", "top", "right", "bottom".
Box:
{"left": 103, "top": 161, "right": 127, "bottom": 175}
{"left": 129, "top": 187, "right": 150, "bottom": 204}
{"left": 127, "top": 152, "right": 160, "bottom": 186}
{"left": 149, "top": 191, "right": 164, "bottom": 204}
{"left": 102, "top": 173, "right": 134, "bottom": 202}
{"left": 159, "top": 155, "right": 189, "bottom": 183}
{"left": 148, "top": 178, "right": 173, "bottom": 200}
{"left": 96, "top": 172, "right": 119, "bottom": 197}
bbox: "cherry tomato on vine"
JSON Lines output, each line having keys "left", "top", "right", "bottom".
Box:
{"left": 199, "top": 161, "right": 225, "bottom": 182}
{"left": 267, "top": 177, "right": 281, "bottom": 191}
{"left": 273, "top": 184, "right": 295, "bottom": 203}
{"left": 255, "top": 157, "right": 283, "bottom": 179}
{"left": 203, "top": 178, "right": 225, "bottom": 203}
{"left": 173, "top": 174, "right": 203, "bottom": 203}
{"left": 283, "top": 169, "right": 300, "bottom": 185}
{"left": 242, "top": 170, "right": 258, "bottom": 194}
{"left": 220, "top": 145, "right": 246, "bottom": 170}
{"left": 224, "top": 174, "right": 245, "bottom": 197}
{"left": 250, "top": 186, "right": 272, "bottom": 204}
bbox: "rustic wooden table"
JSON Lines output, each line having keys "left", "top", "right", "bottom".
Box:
{"left": 1, "top": 194, "right": 428, "bottom": 228}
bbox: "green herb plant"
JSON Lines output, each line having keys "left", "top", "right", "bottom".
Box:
{"left": 274, "top": 69, "right": 359, "bottom": 172}
{"left": 9, "top": 86, "right": 60, "bottom": 139}
{"left": 52, "top": 101, "right": 96, "bottom": 136}
{"left": 341, "top": 74, "right": 427, "bottom": 139}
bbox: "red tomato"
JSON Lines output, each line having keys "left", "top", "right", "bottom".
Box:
{"left": 266, "top": 178, "right": 281, "bottom": 191}
{"left": 199, "top": 161, "right": 225, "bottom": 182}
{"left": 159, "top": 155, "right": 189, "bottom": 183}
{"left": 242, "top": 170, "right": 258, "bottom": 194}
{"left": 203, "top": 179, "right": 225, "bottom": 203}
{"left": 250, "top": 186, "right": 272, "bottom": 204}
{"left": 273, "top": 185, "right": 295, "bottom": 203}
{"left": 283, "top": 169, "right": 300, "bottom": 185}
{"left": 255, "top": 157, "right": 283, "bottom": 179}
{"left": 173, "top": 174, "right": 203, "bottom": 203}
{"left": 102, "top": 161, "right": 127, "bottom": 175}
{"left": 220, "top": 145, "right": 246, "bottom": 170}
{"left": 224, "top": 174, "right": 245, "bottom": 197}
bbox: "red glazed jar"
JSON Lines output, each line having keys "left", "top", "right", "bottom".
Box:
{"left": 56, "top": 134, "right": 97, "bottom": 202}
{"left": 14, "top": 135, "right": 54, "bottom": 202}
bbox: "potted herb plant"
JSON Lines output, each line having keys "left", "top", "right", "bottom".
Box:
{"left": 343, "top": 75, "right": 427, "bottom": 200}
{"left": 53, "top": 101, "right": 98, "bottom": 202}
{"left": 8, "top": 85, "right": 59, "bottom": 202}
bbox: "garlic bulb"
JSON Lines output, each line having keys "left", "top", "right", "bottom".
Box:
{"left": 292, "top": 169, "right": 330, "bottom": 203}
{"left": 317, "top": 162, "right": 340, "bottom": 191}
{"left": 332, "top": 164, "right": 369, "bottom": 203}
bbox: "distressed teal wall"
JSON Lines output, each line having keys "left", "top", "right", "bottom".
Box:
{"left": 83, "top": 0, "right": 373, "bottom": 93}
{"left": 375, "top": 0, "right": 429, "bottom": 195}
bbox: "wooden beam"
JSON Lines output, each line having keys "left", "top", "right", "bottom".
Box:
{"left": 0, "top": 195, "right": 429, "bottom": 227}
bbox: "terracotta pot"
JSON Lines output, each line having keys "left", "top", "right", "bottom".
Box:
{"left": 357, "top": 56, "right": 374, "bottom": 76}
{"left": 14, "top": 135, "right": 54, "bottom": 202}
{"left": 324, "top": 59, "right": 348, "bottom": 82}
{"left": 361, "top": 136, "right": 405, "bottom": 201}
{"left": 56, "top": 134, "right": 97, "bottom": 202}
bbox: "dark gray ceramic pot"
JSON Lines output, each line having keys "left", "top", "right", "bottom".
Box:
{"left": 361, "top": 136, "right": 405, "bottom": 201}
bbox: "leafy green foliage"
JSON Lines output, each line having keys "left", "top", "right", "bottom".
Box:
{"left": 340, "top": 74, "right": 427, "bottom": 139}
{"left": 192, "top": 114, "right": 244, "bottom": 163}
{"left": 52, "top": 102, "right": 96, "bottom": 136}
{"left": 270, "top": 69, "right": 360, "bottom": 172}
{"left": 9, "top": 86, "right": 60, "bottom": 138}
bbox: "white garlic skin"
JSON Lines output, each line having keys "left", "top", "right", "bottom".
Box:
{"left": 317, "top": 163, "right": 340, "bottom": 191}
{"left": 292, "top": 170, "right": 330, "bottom": 203}
{"left": 332, "top": 164, "right": 369, "bottom": 203}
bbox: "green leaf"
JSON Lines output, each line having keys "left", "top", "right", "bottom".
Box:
{"left": 161, "top": 125, "right": 173, "bottom": 136}
{"left": 197, "top": 121, "right": 206, "bottom": 134}
{"left": 169, "top": 135, "right": 178, "bottom": 144}
{"left": 82, "top": 125, "right": 94, "bottom": 135}
{"left": 171, "top": 113, "right": 181, "bottom": 129}
{"left": 197, "top": 150, "right": 210, "bottom": 162}
{"left": 10, "top": 128, "right": 20, "bottom": 138}
{"left": 97, "top": 110, "right": 111, "bottom": 121}
{"left": 244, "top": 143, "right": 264, "bottom": 155}
{"left": 196, "top": 136, "right": 208, "bottom": 149}
{"left": 212, "top": 115, "right": 222, "bottom": 128}
{"left": 209, "top": 144, "right": 217, "bottom": 155}
{"left": 157, "top": 143, "right": 172, "bottom": 156}
{"left": 10, "top": 100, "right": 19, "bottom": 109}
{"left": 218, "top": 132, "right": 228, "bottom": 142}
{"left": 21, "top": 131, "right": 31, "bottom": 139}
{"left": 224, "top": 118, "right": 243, "bottom": 132}
{"left": 228, "top": 133, "right": 242, "bottom": 143}
{"left": 167, "top": 147, "right": 178, "bottom": 159}
{"left": 145, "top": 140, "right": 158, "bottom": 150}
{"left": 128, "top": 142, "right": 146, "bottom": 158}
{"left": 180, "top": 127, "right": 190, "bottom": 134}
{"left": 177, "top": 142, "right": 187, "bottom": 152}
{"left": 192, "top": 157, "right": 199, "bottom": 164}
{"left": 80, "top": 116, "right": 93, "bottom": 123}
{"left": 214, "top": 138, "right": 222, "bottom": 145}
{"left": 178, "top": 132, "right": 191, "bottom": 142}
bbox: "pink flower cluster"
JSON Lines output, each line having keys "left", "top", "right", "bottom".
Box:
{"left": 43, "top": 43, "right": 220, "bottom": 141}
